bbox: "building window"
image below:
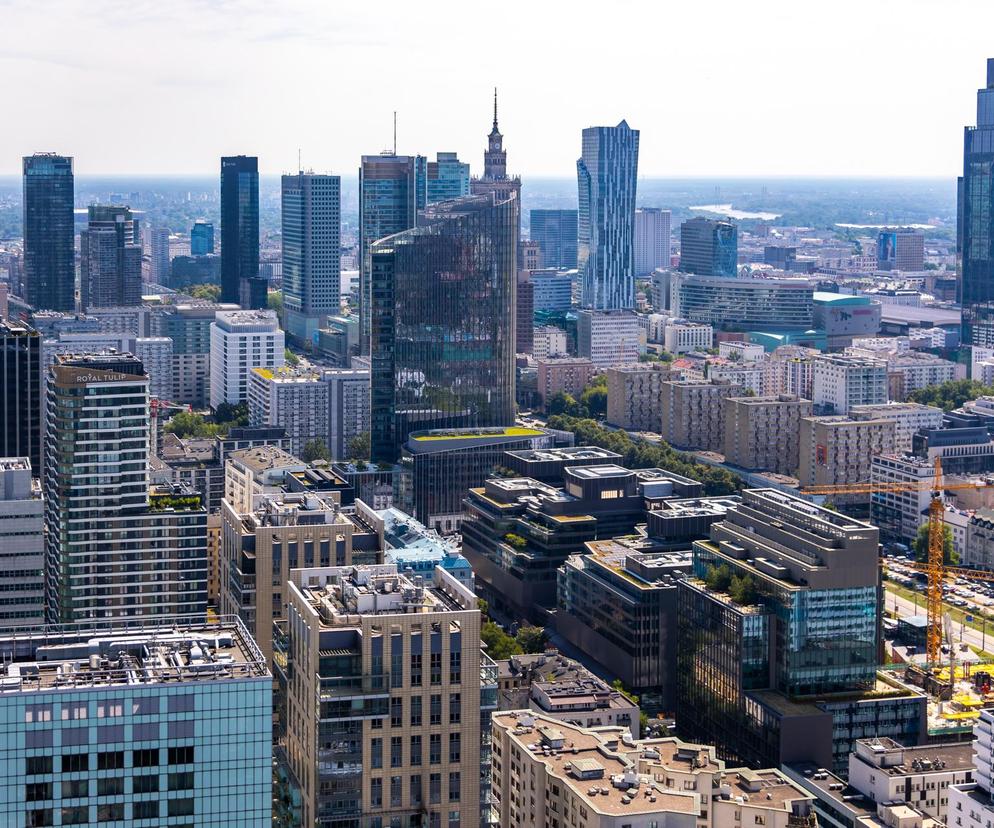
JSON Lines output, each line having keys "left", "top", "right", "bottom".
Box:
{"left": 134, "top": 801, "right": 159, "bottom": 820}
{"left": 449, "top": 772, "right": 461, "bottom": 802}
{"left": 449, "top": 693, "right": 461, "bottom": 724}
{"left": 61, "top": 754, "right": 88, "bottom": 773}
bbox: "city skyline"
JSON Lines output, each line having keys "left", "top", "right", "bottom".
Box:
{"left": 4, "top": 0, "right": 994, "bottom": 178}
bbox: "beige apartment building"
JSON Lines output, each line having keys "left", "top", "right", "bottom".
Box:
{"left": 283, "top": 564, "right": 485, "bottom": 828}
{"left": 537, "top": 357, "right": 597, "bottom": 407}
{"left": 722, "top": 394, "right": 812, "bottom": 475}
{"left": 606, "top": 363, "right": 672, "bottom": 431}
{"left": 219, "top": 489, "right": 356, "bottom": 663}
{"left": 660, "top": 380, "right": 743, "bottom": 451}
{"left": 492, "top": 710, "right": 816, "bottom": 828}
{"left": 798, "top": 416, "right": 896, "bottom": 506}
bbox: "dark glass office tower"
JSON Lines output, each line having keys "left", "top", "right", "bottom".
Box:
{"left": 79, "top": 205, "right": 143, "bottom": 310}
{"left": 529, "top": 209, "right": 578, "bottom": 269}
{"left": 679, "top": 216, "right": 738, "bottom": 277}
{"left": 22, "top": 154, "right": 75, "bottom": 312}
{"left": 190, "top": 220, "right": 215, "bottom": 255}
{"left": 960, "top": 59, "right": 994, "bottom": 345}
{"left": 358, "top": 153, "right": 419, "bottom": 354}
{"left": 220, "top": 155, "right": 263, "bottom": 309}
{"left": 369, "top": 193, "right": 518, "bottom": 463}
{"left": 0, "top": 320, "right": 41, "bottom": 474}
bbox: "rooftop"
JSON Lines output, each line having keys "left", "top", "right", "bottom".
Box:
{"left": 506, "top": 446, "right": 621, "bottom": 463}
{"left": 0, "top": 617, "right": 268, "bottom": 693}
{"left": 229, "top": 444, "right": 304, "bottom": 474}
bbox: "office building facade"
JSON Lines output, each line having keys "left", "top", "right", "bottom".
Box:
{"left": 248, "top": 366, "right": 329, "bottom": 458}
{"left": 877, "top": 229, "right": 925, "bottom": 272}
{"left": 220, "top": 156, "right": 264, "bottom": 309}
{"left": 577, "top": 121, "right": 640, "bottom": 310}
{"left": 0, "top": 617, "right": 272, "bottom": 826}
{"left": 359, "top": 153, "right": 420, "bottom": 354}
{"left": 79, "top": 205, "right": 143, "bottom": 311}
{"left": 369, "top": 194, "right": 517, "bottom": 462}
{"left": 22, "top": 153, "right": 75, "bottom": 313}
{"left": 426, "top": 152, "right": 470, "bottom": 203}
{"left": 679, "top": 216, "right": 738, "bottom": 277}
{"left": 0, "top": 320, "right": 41, "bottom": 474}
{"left": 529, "top": 209, "right": 578, "bottom": 270}
{"left": 635, "top": 207, "right": 672, "bottom": 275}
{"left": 670, "top": 273, "right": 815, "bottom": 329}
{"left": 282, "top": 172, "right": 342, "bottom": 344}
{"left": 576, "top": 308, "right": 641, "bottom": 367}
{"left": 149, "top": 226, "right": 171, "bottom": 285}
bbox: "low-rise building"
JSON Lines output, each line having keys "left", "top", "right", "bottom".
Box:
{"left": 664, "top": 319, "right": 713, "bottom": 354}
{"left": 503, "top": 445, "right": 623, "bottom": 484}
{"left": 496, "top": 650, "right": 640, "bottom": 737}
{"left": 722, "top": 394, "right": 812, "bottom": 475}
{"left": 492, "top": 710, "right": 818, "bottom": 828}
{"left": 533, "top": 325, "right": 569, "bottom": 360}
{"left": 577, "top": 309, "right": 641, "bottom": 368}
{"left": 224, "top": 444, "right": 308, "bottom": 515}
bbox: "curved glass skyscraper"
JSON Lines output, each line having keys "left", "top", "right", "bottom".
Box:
{"left": 369, "top": 193, "right": 518, "bottom": 462}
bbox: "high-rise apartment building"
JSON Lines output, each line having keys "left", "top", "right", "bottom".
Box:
{"left": 529, "top": 209, "right": 579, "bottom": 269}
{"left": 149, "top": 226, "right": 171, "bottom": 284}
{"left": 536, "top": 357, "right": 596, "bottom": 407}
{"left": 152, "top": 302, "right": 239, "bottom": 406}
{"left": 282, "top": 172, "right": 342, "bottom": 344}
{"left": 219, "top": 490, "right": 358, "bottom": 663}
{"left": 190, "top": 219, "right": 215, "bottom": 255}
{"left": 369, "top": 194, "right": 517, "bottom": 462}
{"left": 635, "top": 207, "right": 672, "bottom": 275}
{"left": 797, "top": 415, "right": 897, "bottom": 506}
{"left": 606, "top": 363, "right": 672, "bottom": 431}
{"left": 576, "top": 308, "right": 641, "bottom": 367}
{"left": 426, "top": 151, "right": 470, "bottom": 203}
{"left": 44, "top": 353, "right": 208, "bottom": 622}
{"left": 850, "top": 401, "right": 945, "bottom": 453}
{"left": 359, "top": 153, "right": 420, "bottom": 354}
{"left": 811, "top": 354, "right": 888, "bottom": 414}
{"left": 949, "top": 710, "right": 994, "bottom": 828}
{"left": 220, "top": 155, "right": 264, "bottom": 309}
{"left": 722, "top": 394, "right": 812, "bottom": 475}
{"left": 280, "top": 563, "right": 485, "bottom": 828}
{"left": 877, "top": 229, "right": 925, "bottom": 271}
{"left": 0, "top": 457, "right": 44, "bottom": 628}
{"left": 0, "top": 320, "right": 41, "bottom": 474}
{"left": 660, "top": 380, "right": 743, "bottom": 451}
{"left": 679, "top": 216, "right": 738, "bottom": 277}
{"left": 577, "top": 121, "right": 640, "bottom": 310}
{"left": 0, "top": 617, "right": 273, "bottom": 826}
{"left": 22, "top": 153, "right": 75, "bottom": 312}
{"left": 325, "top": 367, "right": 371, "bottom": 460}
{"left": 677, "top": 489, "right": 925, "bottom": 773}
{"left": 960, "top": 60, "right": 994, "bottom": 345}
{"left": 209, "top": 309, "right": 285, "bottom": 408}
{"left": 79, "top": 205, "right": 143, "bottom": 311}
{"left": 516, "top": 271, "right": 534, "bottom": 355}
{"left": 248, "top": 366, "right": 329, "bottom": 457}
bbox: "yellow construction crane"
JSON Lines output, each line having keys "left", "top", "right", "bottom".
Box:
{"left": 802, "top": 457, "right": 987, "bottom": 664}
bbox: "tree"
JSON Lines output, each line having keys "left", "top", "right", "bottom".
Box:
{"left": 189, "top": 283, "right": 221, "bottom": 302}
{"left": 547, "top": 392, "right": 577, "bottom": 416}
{"left": 704, "top": 563, "right": 733, "bottom": 593}
{"left": 267, "top": 290, "right": 284, "bottom": 318}
{"left": 481, "top": 621, "right": 522, "bottom": 660}
{"left": 912, "top": 522, "right": 958, "bottom": 566}
{"left": 728, "top": 573, "right": 758, "bottom": 606}
{"left": 908, "top": 379, "right": 994, "bottom": 413}
{"left": 515, "top": 626, "right": 548, "bottom": 654}
{"left": 284, "top": 348, "right": 300, "bottom": 368}
{"left": 302, "top": 438, "right": 331, "bottom": 463}
{"left": 214, "top": 401, "right": 249, "bottom": 427}
{"left": 503, "top": 533, "right": 527, "bottom": 549}
{"left": 163, "top": 411, "right": 223, "bottom": 439}
{"left": 580, "top": 383, "right": 607, "bottom": 418}
{"left": 346, "top": 432, "right": 370, "bottom": 461}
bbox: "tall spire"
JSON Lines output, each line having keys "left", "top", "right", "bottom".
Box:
{"left": 493, "top": 87, "right": 499, "bottom": 130}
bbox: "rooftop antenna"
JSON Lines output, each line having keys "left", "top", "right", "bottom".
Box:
{"left": 393, "top": 111, "right": 397, "bottom": 155}
{"left": 297, "top": 147, "right": 302, "bottom": 174}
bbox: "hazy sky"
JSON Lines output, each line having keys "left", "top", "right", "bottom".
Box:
{"left": 4, "top": 0, "right": 994, "bottom": 178}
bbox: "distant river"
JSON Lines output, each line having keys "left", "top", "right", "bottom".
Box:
{"left": 689, "top": 203, "right": 781, "bottom": 220}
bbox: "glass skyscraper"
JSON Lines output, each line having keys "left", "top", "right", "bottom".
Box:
{"left": 79, "top": 205, "right": 143, "bottom": 311}
{"left": 679, "top": 216, "right": 738, "bottom": 277}
{"left": 190, "top": 219, "right": 214, "bottom": 255}
{"left": 22, "top": 154, "right": 75, "bottom": 313}
{"left": 576, "top": 120, "right": 639, "bottom": 310}
{"left": 0, "top": 320, "right": 41, "bottom": 475}
{"left": 426, "top": 151, "right": 470, "bottom": 204}
{"left": 359, "top": 153, "right": 420, "bottom": 355}
{"left": 529, "top": 209, "right": 578, "bottom": 269}
{"left": 281, "top": 172, "right": 341, "bottom": 345}
{"left": 220, "top": 156, "right": 264, "bottom": 309}
{"left": 369, "top": 193, "right": 518, "bottom": 463}
{"left": 960, "top": 59, "right": 994, "bottom": 345}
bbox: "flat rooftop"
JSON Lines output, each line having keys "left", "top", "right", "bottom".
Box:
{"left": 506, "top": 446, "right": 621, "bottom": 463}
{"left": 230, "top": 444, "right": 303, "bottom": 473}
{"left": 0, "top": 617, "right": 268, "bottom": 693}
